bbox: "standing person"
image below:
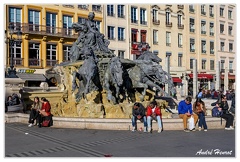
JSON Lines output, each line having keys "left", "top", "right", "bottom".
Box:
{"left": 38, "top": 97, "right": 51, "bottom": 128}
{"left": 193, "top": 98, "right": 208, "bottom": 131}
{"left": 146, "top": 100, "right": 162, "bottom": 133}
{"left": 28, "top": 97, "right": 41, "bottom": 127}
{"left": 178, "top": 96, "right": 198, "bottom": 132}
{"left": 131, "top": 102, "right": 147, "bottom": 132}
{"left": 218, "top": 95, "right": 234, "bottom": 130}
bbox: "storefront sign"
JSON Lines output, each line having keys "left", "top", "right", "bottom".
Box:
{"left": 18, "top": 69, "right": 36, "bottom": 74}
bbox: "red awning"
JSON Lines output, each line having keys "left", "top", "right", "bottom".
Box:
{"left": 221, "top": 74, "right": 235, "bottom": 80}
{"left": 172, "top": 77, "right": 182, "bottom": 83}
{"left": 188, "top": 74, "right": 213, "bottom": 79}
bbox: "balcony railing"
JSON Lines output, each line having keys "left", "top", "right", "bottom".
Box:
{"left": 7, "top": 57, "right": 24, "bottom": 67}
{"left": 189, "top": 8, "right": 195, "bottom": 13}
{"left": 178, "top": 24, "right": 184, "bottom": 29}
{"left": 152, "top": 19, "right": 160, "bottom": 25}
{"left": 229, "top": 69, "right": 233, "bottom": 73}
{"left": 62, "top": 4, "right": 74, "bottom": 8}
{"left": 201, "top": 11, "right": 206, "bottom": 15}
{"left": 190, "top": 28, "right": 195, "bottom": 32}
{"left": 178, "top": 5, "right": 184, "bottom": 9}
{"left": 140, "top": 21, "right": 147, "bottom": 25}
{"left": 166, "top": 22, "right": 172, "bottom": 27}
{"left": 131, "top": 19, "right": 138, "bottom": 24}
{"left": 46, "top": 60, "right": 59, "bottom": 67}
{"left": 221, "top": 69, "right": 225, "bottom": 73}
{"left": 190, "top": 49, "right": 195, "bottom": 52}
{"left": 210, "top": 50, "right": 214, "bottom": 54}
{"left": 118, "top": 14, "right": 125, "bottom": 18}
{"left": 92, "top": 6, "right": 102, "bottom": 13}
{"left": 107, "top": 12, "right": 115, "bottom": 17}
{"left": 118, "top": 38, "right": 125, "bottom": 41}
{"left": 78, "top": 5, "right": 89, "bottom": 10}
{"left": 201, "top": 31, "right": 206, "bottom": 34}
{"left": 210, "top": 13, "right": 214, "bottom": 17}
{"left": 166, "top": 43, "right": 171, "bottom": 46}
{"left": 210, "top": 32, "right": 214, "bottom": 36}
{"left": 29, "top": 58, "right": 43, "bottom": 67}
{"left": 11, "top": 23, "right": 78, "bottom": 39}
{"left": 202, "top": 50, "right": 206, "bottom": 54}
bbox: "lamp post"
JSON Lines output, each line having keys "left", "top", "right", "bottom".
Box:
{"left": 5, "top": 23, "right": 22, "bottom": 78}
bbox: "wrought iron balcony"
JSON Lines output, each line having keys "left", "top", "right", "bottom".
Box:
{"left": 29, "top": 58, "right": 43, "bottom": 67}
{"left": 166, "top": 43, "right": 171, "bottom": 46}
{"left": 190, "top": 49, "right": 195, "bottom": 52}
{"left": 178, "top": 5, "right": 184, "bottom": 9}
{"left": 46, "top": 60, "right": 59, "bottom": 67}
{"left": 131, "top": 19, "right": 138, "bottom": 24}
{"left": 210, "top": 50, "right": 214, "bottom": 54}
{"left": 10, "top": 22, "right": 78, "bottom": 39}
{"left": 178, "top": 24, "right": 184, "bottom": 29}
{"left": 201, "top": 31, "right": 206, "bottom": 34}
{"left": 166, "top": 22, "right": 172, "bottom": 27}
{"left": 7, "top": 57, "right": 24, "bottom": 67}
{"left": 152, "top": 19, "right": 160, "bottom": 25}
{"left": 62, "top": 4, "right": 74, "bottom": 8}
{"left": 210, "top": 32, "right": 214, "bottom": 36}
{"left": 140, "top": 21, "right": 147, "bottom": 25}
{"left": 118, "top": 14, "right": 125, "bottom": 18}
{"left": 189, "top": 8, "right": 195, "bottom": 13}
{"left": 202, "top": 50, "right": 206, "bottom": 54}
{"left": 190, "top": 28, "right": 195, "bottom": 32}
{"left": 92, "top": 6, "right": 102, "bottom": 13}
{"left": 229, "top": 69, "right": 233, "bottom": 73}
{"left": 210, "top": 13, "right": 214, "bottom": 17}
{"left": 107, "top": 13, "right": 115, "bottom": 17}
{"left": 78, "top": 5, "right": 89, "bottom": 10}
{"left": 201, "top": 11, "right": 206, "bottom": 15}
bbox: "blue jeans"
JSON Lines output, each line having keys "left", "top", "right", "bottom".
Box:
{"left": 147, "top": 116, "right": 162, "bottom": 129}
{"left": 198, "top": 112, "right": 207, "bottom": 129}
{"left": 132, "top": 116, "right": 147, "bottom": 128}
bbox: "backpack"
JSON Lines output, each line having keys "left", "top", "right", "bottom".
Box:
{"left": 212, "top": 107, "right": 223, "bottom": 117}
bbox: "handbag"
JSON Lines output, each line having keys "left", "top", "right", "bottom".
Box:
{"left": 188, "top": 116, "right": 194, "bottom": 130}
{"left": 42, "top": 120, "right": 50, "bottom": 127}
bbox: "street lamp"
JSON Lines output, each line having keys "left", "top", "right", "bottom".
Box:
{"left": 5, "top": 23, "right": 22, "bottom": 78}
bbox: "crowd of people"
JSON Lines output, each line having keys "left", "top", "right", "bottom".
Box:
{"left": 131, "top": 89, "right": 235, "bottom": 133}
{"left": 6, "top": 89, "right": 235, "bottom": 132}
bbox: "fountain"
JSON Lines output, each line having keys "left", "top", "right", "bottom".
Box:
{"left": 45, "top": 12, "right": 175, "bottom": 119}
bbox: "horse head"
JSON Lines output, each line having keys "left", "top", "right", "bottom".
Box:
{"left": 110, "top": 57, "right": 123, "bottom": 86}
{"left": 138, "top": 51, "right": 162, "bottom": 63}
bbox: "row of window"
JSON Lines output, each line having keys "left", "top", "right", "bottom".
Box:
{"left": 9, "top": 7, "right": 101, "bottom": 32}
{"left": 8, "top": 42, "right": 126, "bottom": 67}
{"left": 189, "top": 4, "right": 233, "bottom": 20}
{"left": 189, "top": 18, "right": 233, "bottom": 36}
{"left": 8, "top": 41, "right": 233, "bottom": 72}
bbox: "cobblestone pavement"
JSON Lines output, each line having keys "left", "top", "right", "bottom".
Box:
{"left": 4, "top": 122, "right": 235, "bottom": 158}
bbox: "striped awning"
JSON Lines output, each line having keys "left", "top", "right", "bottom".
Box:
{"left": 17, "top": 73, "right": 47, "bottom": 81}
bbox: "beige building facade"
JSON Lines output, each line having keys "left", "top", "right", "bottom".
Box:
{"left": 103, "top": 4, "right": 130, "bottom": 59}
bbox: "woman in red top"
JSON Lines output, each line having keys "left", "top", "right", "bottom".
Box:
{"left": 38, "top": 97, "right": 51, "bottom": 128}
{"left": 146, "top": 100, "right": 162, "bottom": 133}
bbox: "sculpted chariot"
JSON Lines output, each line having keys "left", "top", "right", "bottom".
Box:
{"left": 46, "top": 12, "right": 175, "bottom": 118}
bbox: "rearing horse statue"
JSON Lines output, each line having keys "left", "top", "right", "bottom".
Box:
{"left": 104, "top": 57, "right": 124, "bottom": 104}
{"left": 72, "top": 48, "right": 99, "bottom": 101}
